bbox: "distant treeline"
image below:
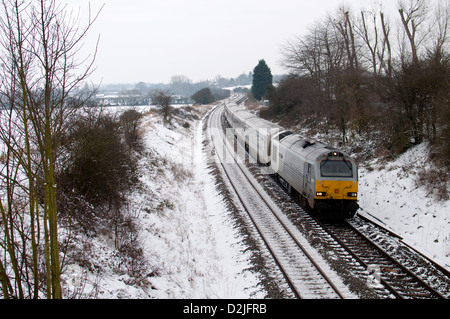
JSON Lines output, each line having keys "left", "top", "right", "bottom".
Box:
{"left": 97, "top": 73, "right": 253, "bottom": 99}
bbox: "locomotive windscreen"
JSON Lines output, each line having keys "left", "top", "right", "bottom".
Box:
{"left": 320, "top": 160, "right": 353, "bottom": 177}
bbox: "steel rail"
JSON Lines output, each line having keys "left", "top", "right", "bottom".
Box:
{"left": 344, "top": 220, "right": 446, "bottom": 299}
{"left": 314, "top": 215, "right": 446, "bottom": 299}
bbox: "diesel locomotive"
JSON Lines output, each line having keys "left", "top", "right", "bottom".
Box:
{"left": 223, "top": 98, "right": 359, "bottom": 219}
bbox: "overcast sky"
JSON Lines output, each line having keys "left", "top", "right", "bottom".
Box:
{"left": 66, "top": 0, "right": 399, "bottom": 85}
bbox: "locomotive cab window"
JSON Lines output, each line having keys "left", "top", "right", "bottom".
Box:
{"left": 320, "top": 160, "right": 353, "bottom": 177}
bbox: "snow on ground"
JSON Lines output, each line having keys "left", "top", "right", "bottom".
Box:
{"left": 70, "top": 105, "right": 263, "bottom": 299}
{"left": 63, "top": 104, "right": 449, "bottom": 298}
{"left": 135, "top": 105, "right": 450, "bottom": 298}
{"left": 136, "top": 110, "right": 262, "bottom": 298}
{"left": 358, "top": 143, "right": 450, "bottom": 269}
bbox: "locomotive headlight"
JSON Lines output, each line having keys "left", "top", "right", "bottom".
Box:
{"left": 316, "top": 192, "right": 326, "bottom": 196}
{"left": 347, "top": 192, "right": 357, "bottom": 197}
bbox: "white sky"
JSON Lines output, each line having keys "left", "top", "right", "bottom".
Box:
{"left": 66, "top": 0, "right": 399, "bottom": 85}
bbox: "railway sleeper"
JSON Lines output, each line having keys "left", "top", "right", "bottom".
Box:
{"left": 387, "top": 274, "right": 414, "bottom": 281}
{"left": 400, "top": 288, "right": 434, "bottom": 298}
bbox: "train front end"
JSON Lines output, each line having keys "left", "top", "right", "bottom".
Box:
{"left": 313, "top": 151, "right": 359, "bottom": 219}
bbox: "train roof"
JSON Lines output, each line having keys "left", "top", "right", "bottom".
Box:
{"left": 225, "top": 104, "right": 283, "bottom": 130}
{"left": 280, "top": 134, "right": 351, "bottom": 161}
{"left": 233, "top": 110, "right": 257, "bottom": 122}
{"left": 246, "top": 117, "right": 283, "bottom": 130}
{"left": 225, "top": 104, "right": 240, "bottom": 111}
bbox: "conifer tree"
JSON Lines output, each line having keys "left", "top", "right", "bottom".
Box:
{"left": 251, "top": 60, "right": 273, "bottom": 100}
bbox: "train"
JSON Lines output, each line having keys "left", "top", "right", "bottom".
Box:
{"left": 223, "top": 97, "right": 359, "bottom": 219}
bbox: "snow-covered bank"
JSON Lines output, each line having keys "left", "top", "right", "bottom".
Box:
{"left": 358, "top": 143, "right": 450, "bottom": 269}
{"left": 133, "top": 109, "right": 262, "bottom": 298}
{"left": 62, "top": 104, "right": 449, "bottom": 298}
{"left": 64, "top": 105, "right": 263, "bottom": 298}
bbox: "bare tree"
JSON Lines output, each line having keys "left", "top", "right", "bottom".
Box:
{"left": 0, "top": 0, "right": 101, "bottom": 299}
{"left": 277, "top": 0, "right": 449, "bottom": 164}
{"left": 336, "top": 6, "right": 360, "bottom": 72}
{"left": 357, "top": 4, "right": 388, "bottom": 78}
{"left": 398, "top": 0, "right": 431, "bottom": 64}
{"left": 431, "top": 0, "right": 450, "bottom": 57}
{"left": 152, "top": 90, "right": 173, "bottom": 124}
{"left": 380, "top": 11, "right": 393, "bottom": 79}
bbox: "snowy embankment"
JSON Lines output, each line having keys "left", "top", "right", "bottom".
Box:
{"left": 358, "top": 142, "right": 450, "bottom": 270}
{"left": 63, "top": 104, "right": 448, "bottom": 298}
{"left": 65, "top": 105, "right": 263, "bottom": 298}
{"left": 133, "top": 107, "right": 262, "bottom": 298}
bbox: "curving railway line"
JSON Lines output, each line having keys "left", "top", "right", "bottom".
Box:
{"left": 204, "top": 97, "right": 450, "bottom": 299}
{"left": 207, "top": 102, "right": 354, "bottom": 299}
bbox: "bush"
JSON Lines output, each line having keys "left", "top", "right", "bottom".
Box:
{"left": 58, "top": 110, "right": 139, "bottom": 210}
{"left": 120, "top": 108, "right": 143, "bottom": 151}
{"left": 418, "top": 168, "right": 449, "bottom": 201}
{"left": 55, "top": 109, "right": 147, "bottom": 280}
{"left": 191, "top": 88, "right": 215, "bottom": 104}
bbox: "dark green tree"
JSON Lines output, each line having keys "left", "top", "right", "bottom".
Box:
{"left": 191, "top": 87, "right": 215, "bottom": 104}
{"left": 251, "top": 59, "right": 273, "bottom": 100}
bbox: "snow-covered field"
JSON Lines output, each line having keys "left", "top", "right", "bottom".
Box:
{"left": 63, "top": 103, "right": 449, "bottom": 299}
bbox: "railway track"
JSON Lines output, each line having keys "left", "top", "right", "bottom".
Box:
{"left": 264, "top": 159, "right": 450, "bottom": 299}
{"left": 348, "top": 215, "right": 450, "bottom": 298}
{"left": 205, "top": 97, "right": 450, "bottom": 299}
{"left": 321, "top": 219, "right": 447, "bottom": 299}
{"left": 206, "top": 103, "right": 354, "bottom": 299}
